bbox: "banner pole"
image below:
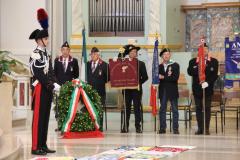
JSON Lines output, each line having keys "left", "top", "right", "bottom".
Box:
{"left": 55, "top": 93, "right": 59, "bottom": 132}
{"left": 55, "top": 93, "right": 58, "bottom": 119}
{"left": 203, "top": 88, "right": 206, "bottom": 135}
{"left": 124, "top": 90, "right": 127, "bottom": 132}
{"left": 154, "top": 86, "right": 158, "bottom": 132}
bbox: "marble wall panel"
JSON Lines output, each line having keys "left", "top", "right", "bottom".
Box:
{"left": 185, "top": 7, "right": 240, "bottom": 52}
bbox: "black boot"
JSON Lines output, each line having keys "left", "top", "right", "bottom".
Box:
{"left": 136, "top": 125, "right": 142, "bottom": 133}
{"left": 31, "top": 149, "right": 47, "bottom": 155}
{"left": 205, "top": 130, "right": 210, "bottom": 135}
{"left": 158, "top": 128, "right": 166, "bottom": 134}
{"left": 173, "top": 129, "right": 180, "bottom": 134}
{"left": 121, "top": 123, "right": 129, "bottom": 133}
{"left": 42, "top": 146, "right": 56, "bottom": 153}
{"left": 121, "top": 127, "right": 129, "bottom": 133}
{"left": 195, "top": 130, "right": 203, "bottom": 135}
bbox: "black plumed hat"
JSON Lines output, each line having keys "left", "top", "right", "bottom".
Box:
{"left": 29, "top": 29, "right": 40, "bottom": 40}
{"left": 118, "top": 44, "right": 140, "bottom": 58}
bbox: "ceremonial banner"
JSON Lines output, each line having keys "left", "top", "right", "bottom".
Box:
{"left": 198, "top": 38, "right": 206, "bottom": 83}
{"left": 225, "top": 36, "right": 240, "bottom": 88}
{"left": 109, "top": 58, "right": 138, "bottom": 89}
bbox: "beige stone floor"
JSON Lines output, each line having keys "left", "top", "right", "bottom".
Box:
{"left": 13, "top": 111, "right": 240, "bottom": 160}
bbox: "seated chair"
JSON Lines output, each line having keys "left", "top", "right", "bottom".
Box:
{"left": 211, "top": 90, "right": 224, "bottom": 133}
{"left": 223, "top": 90, "right": 240, "bottom": 130}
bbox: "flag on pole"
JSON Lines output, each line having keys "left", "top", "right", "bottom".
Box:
{"left": 152, "top": 40, "right": 160, "bottom": 85}
{"left": 198, "top": 37, "right": 206, "bottom": 84}
{"left": 80, "top": 27, "right": 87, "bottom": 81}
{"left": 150, "top": 39, "right": 159, "bottom": 116}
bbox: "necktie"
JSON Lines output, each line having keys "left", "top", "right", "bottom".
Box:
{"left": 63, "top": 59, "right": 67, "bottom": 72}
{"left": 92, "top": 62, "right": 96, "bottom": 73}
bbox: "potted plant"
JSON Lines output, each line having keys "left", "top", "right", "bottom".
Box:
{"left": 0, "top": 51, "right": 16, "bottom": 82}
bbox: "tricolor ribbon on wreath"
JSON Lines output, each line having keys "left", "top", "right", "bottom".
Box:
{"left": 61, "top": 79, "right": 101, "bottom": 133}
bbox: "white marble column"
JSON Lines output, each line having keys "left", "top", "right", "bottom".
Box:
{"left": 72, "top": 0, "right": 83, "bottom": 35}
{"left": 148, "top": 0, "right": 161, "bottom": 45}
{"left": 71, "top": 0, "right": 84, "bottom": 45}
{"left": 51, "top": 0, "right": 64, "bottom": 58}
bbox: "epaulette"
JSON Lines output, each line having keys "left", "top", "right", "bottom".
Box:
{"left": 31, "top": 50, "right": 41, "bottom": 60}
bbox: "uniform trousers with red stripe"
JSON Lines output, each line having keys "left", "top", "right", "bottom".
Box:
{"left": 32, "top": 85, "right": 53, "bottom": 150}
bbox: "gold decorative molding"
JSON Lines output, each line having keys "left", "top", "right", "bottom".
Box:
{"left": 70, "top": 44, "right": 182, "bottom": 50}
{"left": 181, "top": 2, "right": 240, "bottom": 12}
{"left": 71, "top": 34, "right": 82, "bottom": 38}
{"left": 148, "top": 33, "right": 161, "bottom": 38}
{"left": 202, "top": 2, "right": 240, "bottom": 8}
{"left": 181, "top": 5, "right": 206, "bottom": 11}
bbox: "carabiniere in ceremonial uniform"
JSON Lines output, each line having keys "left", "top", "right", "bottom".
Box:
{"left": 29, "top": 8, "right": 61, "bottom": 155}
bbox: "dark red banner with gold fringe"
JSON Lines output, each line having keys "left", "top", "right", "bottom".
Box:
{"left": 109, "top": 58, "right": 139, "bottom": 89}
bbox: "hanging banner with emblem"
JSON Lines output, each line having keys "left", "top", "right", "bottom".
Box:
{"left": 109, "top": 58, "right": 139, "bottom": 89}
{"left": 225, "top": 36, "right": 240, "bottom": 88}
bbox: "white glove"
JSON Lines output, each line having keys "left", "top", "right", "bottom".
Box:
{"left": 113, "top": 57, "right": 118, "bottom": 62}
{"left": 53, "top": 83, "right": 61, "bottom": 92}
{"left": 32, "top": 80, "right": 39, "bottom": 87}
{"left": 201, "top": 82, "right": 209, "bottom": 89}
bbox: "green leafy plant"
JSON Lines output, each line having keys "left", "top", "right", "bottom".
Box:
{"left": 0, "top": 51, "right": 16, "bottom": 80}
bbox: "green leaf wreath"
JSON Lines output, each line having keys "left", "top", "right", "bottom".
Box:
{"left": 56, "top": 81, "right": 103, "bottom": 132}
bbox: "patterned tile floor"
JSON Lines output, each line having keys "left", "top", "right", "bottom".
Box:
{"left": 13, "top": 111, "right": 240, "bottom": 160}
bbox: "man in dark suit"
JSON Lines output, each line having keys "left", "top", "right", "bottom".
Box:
{"left": 120, "top": 44, "right": 148, "bottom": 133}
{"left": 187, "top": 43, "right": 218, "bottom": 135}
{"left": 54, "top": 41, "right": 79, "bottom": 85}
{"left": 158, "top": 48, "right": 180, "bottom": 134}
{"left": 86, "top": 47, "right": 108, "bottom": 131}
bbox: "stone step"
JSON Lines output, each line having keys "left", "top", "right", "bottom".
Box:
{"left": 0, "top": 134, "right": 23, "bottom": 160}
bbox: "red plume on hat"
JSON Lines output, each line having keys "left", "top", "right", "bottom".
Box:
{"left": 29, "top": 8, "right": 49, "bottom": 40}
{"left": 37, "top": 8, "right": 49, "bottom": 30}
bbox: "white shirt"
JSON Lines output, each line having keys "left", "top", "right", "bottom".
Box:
{"left": 91, "top": 59, "right": 99, "bottom": 70}
{"left": 163, "top": 63, "right": 168, "bottom": 72}
{"left": 63, "top": 57, "right": 69, "bottom": 71}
